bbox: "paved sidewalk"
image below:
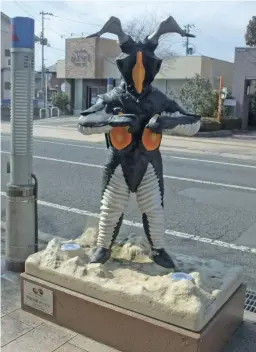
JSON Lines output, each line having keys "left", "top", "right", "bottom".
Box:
{"left": 2, "top": 121, "right": 256, "bottom": 161}
{"left": 1, "top": 269, "right": 120, "bottom": 351}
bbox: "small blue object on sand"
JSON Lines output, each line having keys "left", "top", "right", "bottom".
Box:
{"left": 61, "top": 243, "right": 81, "bottom": 251}
{"left": 169, "top": 272, "right": 193, "bottom": 281}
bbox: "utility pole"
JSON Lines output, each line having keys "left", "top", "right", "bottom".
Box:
{"left": 184, "top": 24, "right": 195, "bottom": 56}
{"left": 39, "top": 11, "right": 53, "bottom": 111}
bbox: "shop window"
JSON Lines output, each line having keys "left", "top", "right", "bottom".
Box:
{"left": 90, "top": 87, "right": 99, "bottom": 105}
{"left": 99, "top": 86, "right": 106, "bottom": 94}
{"left": 90, "top": 86, "right": 107, "bottom": 105}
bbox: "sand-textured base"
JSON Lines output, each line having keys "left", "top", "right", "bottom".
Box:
{"left": 20, "top": 274, "right": 245, "bottom": 352}
{"left": 25, "top": 229, "right": 243, "bottom": 331}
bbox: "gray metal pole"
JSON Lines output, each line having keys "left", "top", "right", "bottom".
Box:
{"left": 6, "top": 16, "right": 36, "bottom": 272}
{"left": 107, "top": 77, "right": 114, "bottom": 92}
{"left": 40, "top": 11, "right": 45, "bottom": 109}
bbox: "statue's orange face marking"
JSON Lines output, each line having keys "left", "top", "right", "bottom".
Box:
{"left": 132, "top": 51, "right": 145, "bottom": 94}
{"left": 142, "top": 128, "right": 162, "bottom": 151}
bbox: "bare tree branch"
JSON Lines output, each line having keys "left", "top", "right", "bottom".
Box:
{"left": 123, "top": 13, "right": 179, "bottom": 77}
{"left": 123, "top": 13, "right": 177, "bottom": 60}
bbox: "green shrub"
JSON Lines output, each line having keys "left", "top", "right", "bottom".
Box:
{"left": 221, "top": 116, "right": 242, "bottom": 130}
{"left": 200, "top": 117, "right": 221, "bottom": 132}
{"left": 179, "top": 74, "right": 215, "bottom": 116}
{"left": 179, "top": 75, "right": 230, "bottom": 118}
{"left": 211, "top": 91, "right": 229, "bottom": 119}
{"left": 52, "top": 91, "right": 69, "bottom": 113}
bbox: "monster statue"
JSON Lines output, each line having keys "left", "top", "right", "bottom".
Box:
{"left": 77, "top": 16, "right": 201, "bottom": 268}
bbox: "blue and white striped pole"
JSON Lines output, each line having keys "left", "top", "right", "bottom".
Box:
{"left": 6, "top": 17, "right": 36, "bottom": 271}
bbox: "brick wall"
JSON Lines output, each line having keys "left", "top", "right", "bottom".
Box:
{"left": 65, "top": 37, "right": 97, "bottom": 79}
{"left": 65, "top": 37, "right": 121, "bottom": 79}
{"left": 95, "top": 38, "right": 121, "bottom": 78}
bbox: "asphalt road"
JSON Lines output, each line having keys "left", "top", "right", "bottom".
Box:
{"left": 1, "top": 121, "right": 256, "bottom": 289}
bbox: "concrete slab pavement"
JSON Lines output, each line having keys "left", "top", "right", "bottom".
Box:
{"left": 0, "top": 122, "right": 106, "bottom": 143}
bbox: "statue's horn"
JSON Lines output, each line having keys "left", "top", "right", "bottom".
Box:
{"left": 147, "top": 16, "right": 196, "bottom": 46}
{"left": 86, "top": 16, "right": 133, "bottom": 45}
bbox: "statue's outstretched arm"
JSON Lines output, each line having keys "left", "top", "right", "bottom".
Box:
{"left": 77, "top": 98, "right": 113, "bottom": 135}
{"left": 77, "top": 97, "right": 139, "bottom": 135}
{"left": 147, "top": 99, "right": 201, "bottom": 137}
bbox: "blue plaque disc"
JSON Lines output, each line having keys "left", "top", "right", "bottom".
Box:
{"left": 169, "top": 272, "right": 193, "bottom": 281}
{"left": 61, "top": 243, "right": 81, "bottom": 251}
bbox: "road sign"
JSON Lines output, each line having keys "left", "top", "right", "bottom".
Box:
{"left": 11, "top": 17, "right": 34, "bottom": 49}
{"left": 224, "top": 99, "right": 236, "bottom": 107}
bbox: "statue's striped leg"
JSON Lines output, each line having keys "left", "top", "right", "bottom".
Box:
{"left": 90, "top": 164, "right": 130, "bottom": 263}
{"left": 136, "top": 162, "right": 175, "bottom": 269}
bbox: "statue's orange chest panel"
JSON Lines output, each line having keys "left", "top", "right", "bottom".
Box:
{"left": 109, "top": 127, "right": 162, "bottom": 151}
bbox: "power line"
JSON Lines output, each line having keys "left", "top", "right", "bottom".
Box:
{"left": 13, "top": 1, "right": 67, "bottom": 39}
{"left": 48, "top": 46, "right": 65, "bottom": 53}
{"left": 13, "top": 0, "right": 36, "bottom": 19}
{"left": 52, "top": 14, "right": 101, "bottom": 27}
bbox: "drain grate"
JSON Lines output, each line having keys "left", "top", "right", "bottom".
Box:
{"left": 244, "top": 289, "right": 256, "bottom": 313}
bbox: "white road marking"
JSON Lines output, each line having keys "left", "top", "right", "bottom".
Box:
{"left": 1, "top": 191, "right": 255, "bottom": 254}
{"left": 1, "top": 151, "right": 102, "bottom": 168}
{"left": 1, "top": 134, "right": 105, "bottom": 150}
{"left": 2, "top": 133, "right": 256, "bottom": 169}
{"left": 1, "top": 150, "right": 256, "bottom": 191}
{"left": 162, "top": 155, "right": 256, "bottom": 169}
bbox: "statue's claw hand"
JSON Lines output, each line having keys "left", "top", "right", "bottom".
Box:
{"left": 146, "top": 114, "right": 163, "bottom": 134}
{"left": 108, "top": 114, "right": 139, "bottom": 133}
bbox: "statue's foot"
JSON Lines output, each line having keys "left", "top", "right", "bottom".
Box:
{"left": 150, "top": 248, "right": 175, "bottom": 269}
{"left": 89, "top": 246, "right": 111, "bottom": 264}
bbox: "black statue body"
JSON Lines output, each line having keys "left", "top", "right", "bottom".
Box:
{"left": 77, "top": 16, "right": 201, "bottom": 268}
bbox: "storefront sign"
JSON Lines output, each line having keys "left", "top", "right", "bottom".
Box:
{"left": 71, "top": 49, "right": 89, "bottom": 65}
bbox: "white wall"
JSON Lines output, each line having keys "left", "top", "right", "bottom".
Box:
{"left": 1, "top": 12, "right": 11, "bottom": 100}
{"left": 103, "top": 57, "right": 120, "bottom": 79}
{"left": 56, "top": 60, "right": 65, "bottom": 79}
{"left": 152, "top": 79, "right": 186, "bottom": 97}
{"left": 156, "top": 56, "right": 202, "bottom": 79}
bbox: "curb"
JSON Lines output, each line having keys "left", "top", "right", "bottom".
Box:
{"left": 1, "top": 221, "right": 66, "bottom": 244}
{"left": 197, "top": 130, "right": 233, "bottom": 137}
{"left": 196, "top": 129, "right": 252, "bottom": 138}
{"left": 243, "top": 311, "right": 256, "bottom": 324}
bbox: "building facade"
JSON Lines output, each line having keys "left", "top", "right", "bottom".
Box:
{"left": 1, "top": 12, "right": 11, "bottom": 103}
{"left": 232, "top": 47, "right": 256, "bottom": 129}
{"left": 35, "top": 63, "right": 65, "bottom": 107}
{"left": 57, "top": 36, "right": 234, "bottom": 115}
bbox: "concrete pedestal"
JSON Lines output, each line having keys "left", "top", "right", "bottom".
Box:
{"left": 20, "top": 274, "right": 245, "bottom": 352}
{"left": 20, "top": 229, "right": 245, "bottom": 351}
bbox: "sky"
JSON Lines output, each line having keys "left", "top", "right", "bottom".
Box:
{"left": 2, "top": 0, "right": 256, "bottom": 70}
